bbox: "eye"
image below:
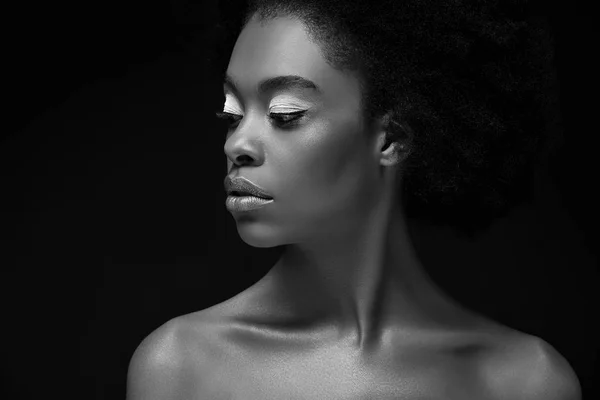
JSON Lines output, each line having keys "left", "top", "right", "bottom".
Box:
{"left": 269, "top": 110, "right": 306, "bottom": 127}
{"left": 215, "top": 111, "right": 242, "bottom": 128}
{"left": 215, "top": 110, "right": 307, "bottom": 130}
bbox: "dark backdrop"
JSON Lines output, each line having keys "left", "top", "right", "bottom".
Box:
{"left": 1, "top": 1, "right": 597, "bottom": 399}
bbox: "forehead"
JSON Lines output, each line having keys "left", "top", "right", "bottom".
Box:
{"left": 226, "top": 15, "right": 361, "bottom": 105}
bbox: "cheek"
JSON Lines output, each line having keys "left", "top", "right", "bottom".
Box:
{"left": 283, "top": 117, "right": 370, "bottom": 209}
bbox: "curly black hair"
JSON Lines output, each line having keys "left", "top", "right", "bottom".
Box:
{"left": 213, "top": 0, "right": 562, "bottom": 238}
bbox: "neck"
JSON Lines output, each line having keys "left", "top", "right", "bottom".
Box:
{"left": 258, "top": 182, "right": 464, "bottom": 353}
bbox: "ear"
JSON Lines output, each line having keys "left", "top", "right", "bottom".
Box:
{"left": 375, "top": 112, "right": 413, "bottom": 167}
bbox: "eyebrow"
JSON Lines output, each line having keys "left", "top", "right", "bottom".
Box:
{"left": 223, "top": 73, "right": 322, "bottom": 96}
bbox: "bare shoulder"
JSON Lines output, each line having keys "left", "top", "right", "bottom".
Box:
{"left": 480, "top": 333, "right": 582, "bottom": 400}
{"left": 126, "top": 316, "right": 208, "bottom": 400}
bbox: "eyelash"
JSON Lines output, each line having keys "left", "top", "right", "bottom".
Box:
{"left": 214, "top": 110, "right": 305, "bottom": 129}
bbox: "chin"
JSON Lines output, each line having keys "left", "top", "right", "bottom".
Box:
{"left": 235, "top": 223, "right": 285, "bottom": 248}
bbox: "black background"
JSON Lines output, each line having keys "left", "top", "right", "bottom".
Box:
{"left": 1, "top": 1, "right": 597, "bottom": 399}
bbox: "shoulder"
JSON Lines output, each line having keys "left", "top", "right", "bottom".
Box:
{"left": 481, "top": 334, "right": 582, "bottom": 400}
{"left": 126, "top": 316, "right": 206, "bottom": 400}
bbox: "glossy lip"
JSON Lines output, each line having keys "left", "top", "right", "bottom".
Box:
{"left": 224, "top": 176, "right": 273, "bottom": 199}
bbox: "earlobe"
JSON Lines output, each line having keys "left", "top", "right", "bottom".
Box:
{"left": 380, "top": 141, "right": 404, "bottom": 167}
{"left": 378, "top": 130, "right": 410, "bottom": 167}
{"left": 375, "top": 111, "right": 412, "bottom": 167}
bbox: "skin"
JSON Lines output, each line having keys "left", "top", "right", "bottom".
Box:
{"left": 126, "top": 13, "right": 582, "bottom": 400}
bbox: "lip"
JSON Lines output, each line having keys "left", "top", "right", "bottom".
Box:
{"left": 225, "top": 195, "right": 273, "bottom": 213}
{"left": 224, "top": 176, "right": 273, "bottom": 199}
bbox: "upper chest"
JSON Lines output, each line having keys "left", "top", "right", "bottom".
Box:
{"left": 197, "top": 350, "right": 489, "bottom": 400}
{"left": 182, "top": 317, "right": 510, "bottom": 400}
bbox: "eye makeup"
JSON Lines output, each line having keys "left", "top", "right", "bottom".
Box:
{"left": 267, "top": 95, "right": 310, "bottom": 128}
{"left": 223, "top": 93, "right": 244, "bottom": 115}
{"left": 268, "top": 94, "right": 312, "bottom": 113}
{"left": 216, "top": 92, "right": 311, "bottom": 129}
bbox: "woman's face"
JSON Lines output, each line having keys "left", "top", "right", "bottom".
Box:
{"left": 223, "top": 15, "right": 383, "bottom": 247}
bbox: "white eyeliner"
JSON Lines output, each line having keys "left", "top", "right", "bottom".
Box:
{"left": 223, "top": 93, "right": 311, "bottom": 114}
{"left": 270, "top": 94, "right": 311, "bottom": 111}
{"left": 223, "top": 93, "right": 244, "bottom": 115}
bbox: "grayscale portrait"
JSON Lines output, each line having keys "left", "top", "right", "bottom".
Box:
{"left": 124, "top": 1, "right": 587, "bottom": 399}
{"left": 3, "top": 0, "right": 597, "bottom": 399}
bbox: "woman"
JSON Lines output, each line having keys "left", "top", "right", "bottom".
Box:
{"left": 127, "top": 0, "right": 580, "bottom": 398}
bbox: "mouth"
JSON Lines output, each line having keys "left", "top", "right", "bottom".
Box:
{"left": 225, "top": 176, "right": 273, "bottom": 200}
{"left": 229, "top": 191, "right": 273, "bottom": 200}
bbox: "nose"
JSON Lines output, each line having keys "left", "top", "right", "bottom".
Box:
{"left": 224, "top": 140, "right": 263, "bottom": 168}
{"left": 223, "top": 117, "right": 264, "bottom": 168}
